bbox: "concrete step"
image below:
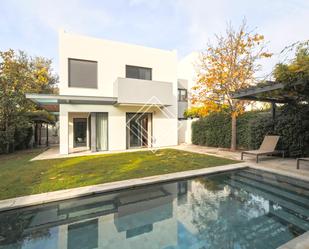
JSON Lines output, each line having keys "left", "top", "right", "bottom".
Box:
{"left": 230, "top": 175, "right": 309, "bottom": 208}
{"left": 237, "top": 170, "right": 309, "bottom": 197}
{"left": 225, "top": 179, "right": 309, "bottom": 218}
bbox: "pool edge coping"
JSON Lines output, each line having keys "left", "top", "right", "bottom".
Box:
{"left": 248, "top": 164, "right": 309, "bottom": 182}
{"left": 0, "top": 162, "right": 308, "bottom": 249}
{"left": 0, "top": 162, "right": 248, "bottom": 212}
{"left": 0, "top": 162, "right": 309, "bottom": 213}
{"left": 277, "top": 231, "right": 309, "bottom": 249}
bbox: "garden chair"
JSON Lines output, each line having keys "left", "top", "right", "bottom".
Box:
{"left": 296, "top": 157, "right": 309, "bottom": 169}
{"left": 241, "top": 135, "right": 283, "bottom": 163}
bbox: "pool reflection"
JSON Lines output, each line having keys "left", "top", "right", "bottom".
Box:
{"left": 0, "top": 169, "right": 308, "bottom": 249}
{"left": 0, "top": 183, "right": 179, "bottom": 249}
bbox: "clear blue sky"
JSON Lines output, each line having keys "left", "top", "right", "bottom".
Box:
{"left": 1, "top": 0, "right": 309, "bottom": 76}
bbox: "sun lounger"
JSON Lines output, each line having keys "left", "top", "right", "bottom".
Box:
{"left": 241, "top": 135, "right": 282, "bottom": 163}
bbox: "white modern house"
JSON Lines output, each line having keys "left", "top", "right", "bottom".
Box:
{"left": 27, "top": 31, "right": 190, "bottom": 155}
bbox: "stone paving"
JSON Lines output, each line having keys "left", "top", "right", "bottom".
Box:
{"left": 31, "top": 145, "right": 156, "bottom": 161}
{"left": 176, "top": 144, "right": 309, "bottom": 178}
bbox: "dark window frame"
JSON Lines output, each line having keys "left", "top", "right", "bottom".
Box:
{"left": 125, "top": 65, "right": 152, "bottom": 80}
{"left": 68, "top": 58, "right": 98, "bottom": 89}
{"left": 178, "top": 88, "right": 188, "bottom": 102}
{"left": 73, "top": 118, "right": 88, "bottom": 148}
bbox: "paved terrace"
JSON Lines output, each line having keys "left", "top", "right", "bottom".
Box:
{"left": 177, "top": 144, "right": 309, "bottom": 178}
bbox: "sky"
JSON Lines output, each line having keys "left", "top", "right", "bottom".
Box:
{"left": 1, "top": 0, "right": 309, "bottom": 77}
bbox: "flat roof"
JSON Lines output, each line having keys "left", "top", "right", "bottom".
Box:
{"left": 26, "top": 94, "right": 118, "bottom": 112}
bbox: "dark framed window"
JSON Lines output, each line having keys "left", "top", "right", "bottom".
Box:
{"left": 69, "top": 58, "right": 97, "bottom": 88}
{"left": 73, "top": 118, "right": 87, "bottom": 147}
{"left": 178, "top": 89, "right": 188, "bottom": 102}
{"left": 126, "top": 65, "right": 152, "bottom": 80}
{"left": 177, "top": 181, "right": 188, "bottom": 196}
{"left": 68, "top": 219, "right": 98, "bottom": 249}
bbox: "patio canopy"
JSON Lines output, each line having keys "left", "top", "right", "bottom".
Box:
{"left": 231, "top": 80, "right": 307, "bottom": 122}
{"left": 26, "top": 93, "right": 118, "bottom": 113}
{"left": 230, "top": 80, "right": 305, "bottom": 104}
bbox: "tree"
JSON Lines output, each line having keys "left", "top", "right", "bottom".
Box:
{"left": 274, "top": 41, "right": 309, "bottom": 101}
{"left": 0, "top": 49, "right": 58, "bottom": 153}
{"left": 191, "top": 21, "right": 272, "bottom": 150}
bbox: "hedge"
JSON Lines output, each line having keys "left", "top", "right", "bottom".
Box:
{"left": 0, "top": 125, "right": 33, "bottom": 154}
{"left": 192, "top": 103, "right": 309, "bottom": 157}
{"left": 191, "top": 112, "right": 231, "bottom": 148}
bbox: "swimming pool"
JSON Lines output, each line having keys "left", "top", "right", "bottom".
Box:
{"left": 0, "top": 168, "right": 308, "bottom": 249}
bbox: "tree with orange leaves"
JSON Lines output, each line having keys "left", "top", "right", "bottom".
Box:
{"left": 191, "top": 21, "right": 272, "bottom": 151}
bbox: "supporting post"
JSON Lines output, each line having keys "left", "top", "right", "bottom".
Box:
{"left": 34, "top": 122, "right": 38, "bottom": 147}
{"left": 59, "top": 107, "right": 69, "bottom": 154}
{"left": 38, "top": 123, "right": 42, "bottom": 145}
{"left": 271, "top": 102, "right": 276, "bottom": 132}
{"left": 46, "top": 123, "right": 49, "bottom": 147}
{"left": 91, "top": 113, "right": 97, "bottom": 152}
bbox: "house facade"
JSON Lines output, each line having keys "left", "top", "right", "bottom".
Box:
{"left": 27, "top": 31, "right": 181, "bottom": 154}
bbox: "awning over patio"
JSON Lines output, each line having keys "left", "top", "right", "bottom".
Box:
{"left": 25, "top": 93, "right": 118, "bottom": 113}
{"left": 230, "top": 80, "right": 305, "bottom": 103}
{"left": 231, "top": 80, "right": 307, "bottom": 124}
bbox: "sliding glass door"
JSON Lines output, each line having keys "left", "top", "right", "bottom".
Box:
{"left": 96, "top": 113, "right": 108, "bottom": 151}
{"left": 126, "top": 113, "right": 152, "bottom": 149}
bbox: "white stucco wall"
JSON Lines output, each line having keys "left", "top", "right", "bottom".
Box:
{"left": 59, "top": 30, "right": 177, "bottom": 98}
{"left": 178, "top": 118, "right": 198, "bottom": 144}
{"left": 60, "top": 104, "right": 178, "bottom": 153}
{"left": 177, "top": 52, "right": 199, "bottom": 98}
{"left": 58, "top": 31, "right": 178, "bottom": 154}
{"left": 176, "top": 53, "right": 200, "bottom": 145}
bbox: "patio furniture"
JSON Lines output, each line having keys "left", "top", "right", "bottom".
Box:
{"left": 296, "top": 157, "right": 309, "bottom": 169}
{"left": 241, "top": 135, "right": 282, "bottom": 163}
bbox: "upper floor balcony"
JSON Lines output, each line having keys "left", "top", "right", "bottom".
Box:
{"left": 114, "top": 77, "right": 174, "bottom": 107}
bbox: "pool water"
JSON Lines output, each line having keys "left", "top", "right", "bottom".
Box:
{"left": 0, "top": 168, "right": 308, "bottom": 249}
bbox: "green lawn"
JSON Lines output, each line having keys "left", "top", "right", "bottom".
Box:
{"left": 0, "top": 148, "right": 239, "bottom": 200}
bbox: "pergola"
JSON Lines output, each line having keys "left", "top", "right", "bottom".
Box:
{"left": 27, "top": 112, "right": 56, "bottom": 147}
{"left": 230, "top": 80, "right": 305, "bottom": 121}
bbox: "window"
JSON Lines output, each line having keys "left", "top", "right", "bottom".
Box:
{"left": 69, "top": 59, "right": 97, "bottom": 88}
{"left": 178, "top": 182, "right": 188, "bottom": 196}
{"left": 178, "top": 89, "right": 187, "bottom": 102}
{"left": 126, "top": 65, "right": 152, "bottom": 80}
{"left": 68, "top": 219, "right": 98, "bottom": 249}
{"left": 73, "top": 118, "right": 87, "bottom": 147}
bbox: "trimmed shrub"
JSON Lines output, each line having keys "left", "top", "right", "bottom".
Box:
{"left": 0, "top": 125, "right": 33, "bottom": 153}
{"left": 192, "top": 112, "right": 231, "bottom": 148}
{"left": 191, "top": 103, "right": 309, "bottom": 157}
{"left": 14, "top": 126, "right": 33, "bottom": 151}
{"left": 274, "top": 104, "right": 309, "bottom": 156}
